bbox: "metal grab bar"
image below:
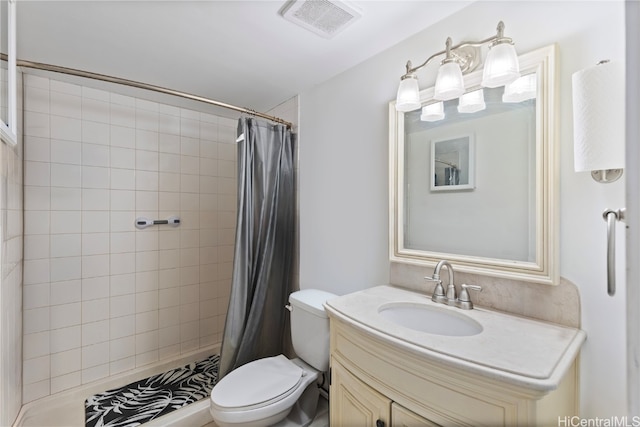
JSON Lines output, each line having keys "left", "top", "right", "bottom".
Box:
{"left": 603, "top": 208, "right": 626, "bottom": 296}
{"left": 135, "top": 216, "right": 181, "bottom": 230}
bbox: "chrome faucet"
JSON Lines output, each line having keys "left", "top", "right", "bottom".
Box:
{"left": 436, "top": 260, "right": 457, "bottom": 305}
{"left": 425, "top": 260, "right": 482, "bottom": 310}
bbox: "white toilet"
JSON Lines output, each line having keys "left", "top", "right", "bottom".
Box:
{"left": 210, "top": 289, "right": 336, "bottom": 427}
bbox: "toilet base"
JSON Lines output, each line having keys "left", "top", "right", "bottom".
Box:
{"left": 213, "top": 408, "right": 292, "bottom": 427}
{"left": 272, "top": 381, "right": 320, "bottom": 427}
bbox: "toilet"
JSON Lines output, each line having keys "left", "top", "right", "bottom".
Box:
{"left": 210, "top": 289, "right": 337, "bottom": 427}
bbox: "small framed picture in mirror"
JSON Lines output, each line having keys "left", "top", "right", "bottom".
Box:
{"left": 430, "top": 134, "right": 475, "bottom": 191}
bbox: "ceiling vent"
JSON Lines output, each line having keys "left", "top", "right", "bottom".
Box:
{"left": 280, "top": 0, "right": 362, "bottom": 39}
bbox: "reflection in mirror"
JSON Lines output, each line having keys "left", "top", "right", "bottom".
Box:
{"left": 405, "top": 84, "right": 535, "bottom": 261}
{"left": 390, "top": 45, "right": 557, "bottom": 285}
{"left": 430, "top": 134, "right": 475, "bottom": 191}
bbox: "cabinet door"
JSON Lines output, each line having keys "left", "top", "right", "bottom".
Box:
{"left": 392, "top": 403, "right": 441, "bottom": 427}
{"left": 331, "top": 360, "right": 391, "bottom": 427}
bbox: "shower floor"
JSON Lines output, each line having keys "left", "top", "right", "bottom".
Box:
{"left": 84, "top": 354, "right": 219, "bottom": 427}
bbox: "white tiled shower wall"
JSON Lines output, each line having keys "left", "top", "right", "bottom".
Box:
{"left": 22, "top": 74, "right": 236, "bottom": 403}
{"left": 0, "top": 73, "right": 23, "bottom": 427}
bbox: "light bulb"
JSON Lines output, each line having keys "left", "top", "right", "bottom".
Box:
{"left": 482, "top": 42, "right": 520, "bottom": 88}
{"left": 420, "top": 102, "right": 445, "bottom": 122}
{"left": 502, "top": 73, "right": 536, "bottom": 103}
{"left": 396, "top": 75, "right": 421, "bottom": 112}
{"left": 458, "top": 89, "right": 486, "bottom": 113}
{"left": 434, "top": 61, "right": 465, "bottom": 101}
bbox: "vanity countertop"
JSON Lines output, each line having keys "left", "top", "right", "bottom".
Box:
{"left": 325, "top": 285, "right": 586, "bottom": 391}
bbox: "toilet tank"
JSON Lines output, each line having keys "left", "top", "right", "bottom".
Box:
{"left": 289, "top": 289, "right": 337, "bottom": 372}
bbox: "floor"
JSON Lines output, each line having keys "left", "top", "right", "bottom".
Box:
{"left": 309, "top": 396, "right": 330, "bottom": 427}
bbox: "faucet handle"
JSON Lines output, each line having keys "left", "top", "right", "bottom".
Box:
{"left": 425, "top": 276, "right": 447, "bottom": 303}
{"left": 457, "top": 284, "right": 482, "bottom": 310}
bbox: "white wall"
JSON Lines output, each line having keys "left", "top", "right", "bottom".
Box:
{"left": 300, "top": 0, "right": 626, "bottom": 418}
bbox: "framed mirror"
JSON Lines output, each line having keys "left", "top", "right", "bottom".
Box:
{"left": 389, "top": 44, "right": 558, "bottom": 285}
{"left": 0, "top": 0, "right": 16, "bottom": 146}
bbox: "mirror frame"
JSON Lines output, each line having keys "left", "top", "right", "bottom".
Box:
{"left": 389, "top": 44, "right": 558, "bottom": 285}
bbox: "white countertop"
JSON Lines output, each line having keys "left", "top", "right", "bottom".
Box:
{"left": 325, "top": 285, "right": 586, "bottom": 391}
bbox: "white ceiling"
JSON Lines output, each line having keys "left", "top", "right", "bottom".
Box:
{"left": 17, "top": 1, "right": 471, "bottom": 114}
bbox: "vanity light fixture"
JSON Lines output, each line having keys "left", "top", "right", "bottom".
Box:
{"left": 420, "top": 102, "right": 445, "bottom": 122}
{"left": 395, "top": 21, "right": 520, "bottom": 112}
{"left": 396, "top": 72, "right": 421, "bottom": 112}
{"left": 457, "top": 89, "right": 486, "bottom": 113}
{"left": 433, "top": 38, "right": 466, "bottom": 101}
{"left": 480, "top": 22, "right": 520, "bottom": 88}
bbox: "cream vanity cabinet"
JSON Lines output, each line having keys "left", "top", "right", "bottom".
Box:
{"left": 331, "top": 357, "right": 436, "bottom": 427}
{"left": 326, "top": 286, "right": 585, "bottom": 427}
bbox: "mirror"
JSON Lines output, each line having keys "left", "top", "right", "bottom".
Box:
{"left": 389, "top": 44, "right": 558, "bottom": 285}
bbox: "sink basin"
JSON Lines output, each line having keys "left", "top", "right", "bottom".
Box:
{"left": 378, "top": 302, "right": 483, "bottom": 337}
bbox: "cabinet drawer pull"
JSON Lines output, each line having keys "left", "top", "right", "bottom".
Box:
{"left": 376, "top": 419, "right": 385, "bottom": 427}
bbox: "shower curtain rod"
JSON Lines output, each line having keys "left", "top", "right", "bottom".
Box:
{"left": 13, "top": 57, "right": 293, "bottom": 128}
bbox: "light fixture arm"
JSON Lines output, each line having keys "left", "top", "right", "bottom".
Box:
{"left": 443, "top": 37, "right": 455, "bottom": 63}
{"left": 403, "top": 50, "right": 446, "bottom": 77}
{"left": 401, "top": 21, "right": 510, "bottom": 77}
{"left": 496, "top": 21, "right": 505, "bottom": 39}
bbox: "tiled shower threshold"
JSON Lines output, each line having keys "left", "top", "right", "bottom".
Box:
{"left": 14, "top": 345, "right": 220, "bottom": 427}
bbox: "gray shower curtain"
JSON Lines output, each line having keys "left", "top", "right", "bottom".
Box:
{"left": 218, "top": 117, "right": 295, "bottom": 378}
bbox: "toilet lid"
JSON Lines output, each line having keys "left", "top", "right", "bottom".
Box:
{"left": 211, "top": 355, "right": 304, "bottom": 410}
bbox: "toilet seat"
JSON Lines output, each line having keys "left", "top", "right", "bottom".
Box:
{"left": 210, "top": 356, "right": 320, "bottom": 427}
{"left": 211, "top": 355, "right": 304, "bottom": 412}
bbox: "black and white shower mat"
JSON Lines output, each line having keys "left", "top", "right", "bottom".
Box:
{"left": 85, "top": 354, "right": 219, "bottom": 427}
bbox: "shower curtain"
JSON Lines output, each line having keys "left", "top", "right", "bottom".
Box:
{"left": 218, "top": 117, "right": 295, "bottom": 378}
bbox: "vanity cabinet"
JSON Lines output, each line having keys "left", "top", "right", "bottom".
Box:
{"left": 329, "top": 314, "right": 578, "bottom": 427}
{"left": 392, "top": 402, "right": 439, "bottom": 427}
{"left": 331, "top": 360, "right": 391, "bottom": 426}
{"left": 331, "top": 358, "right": 438, "bottom": 427}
